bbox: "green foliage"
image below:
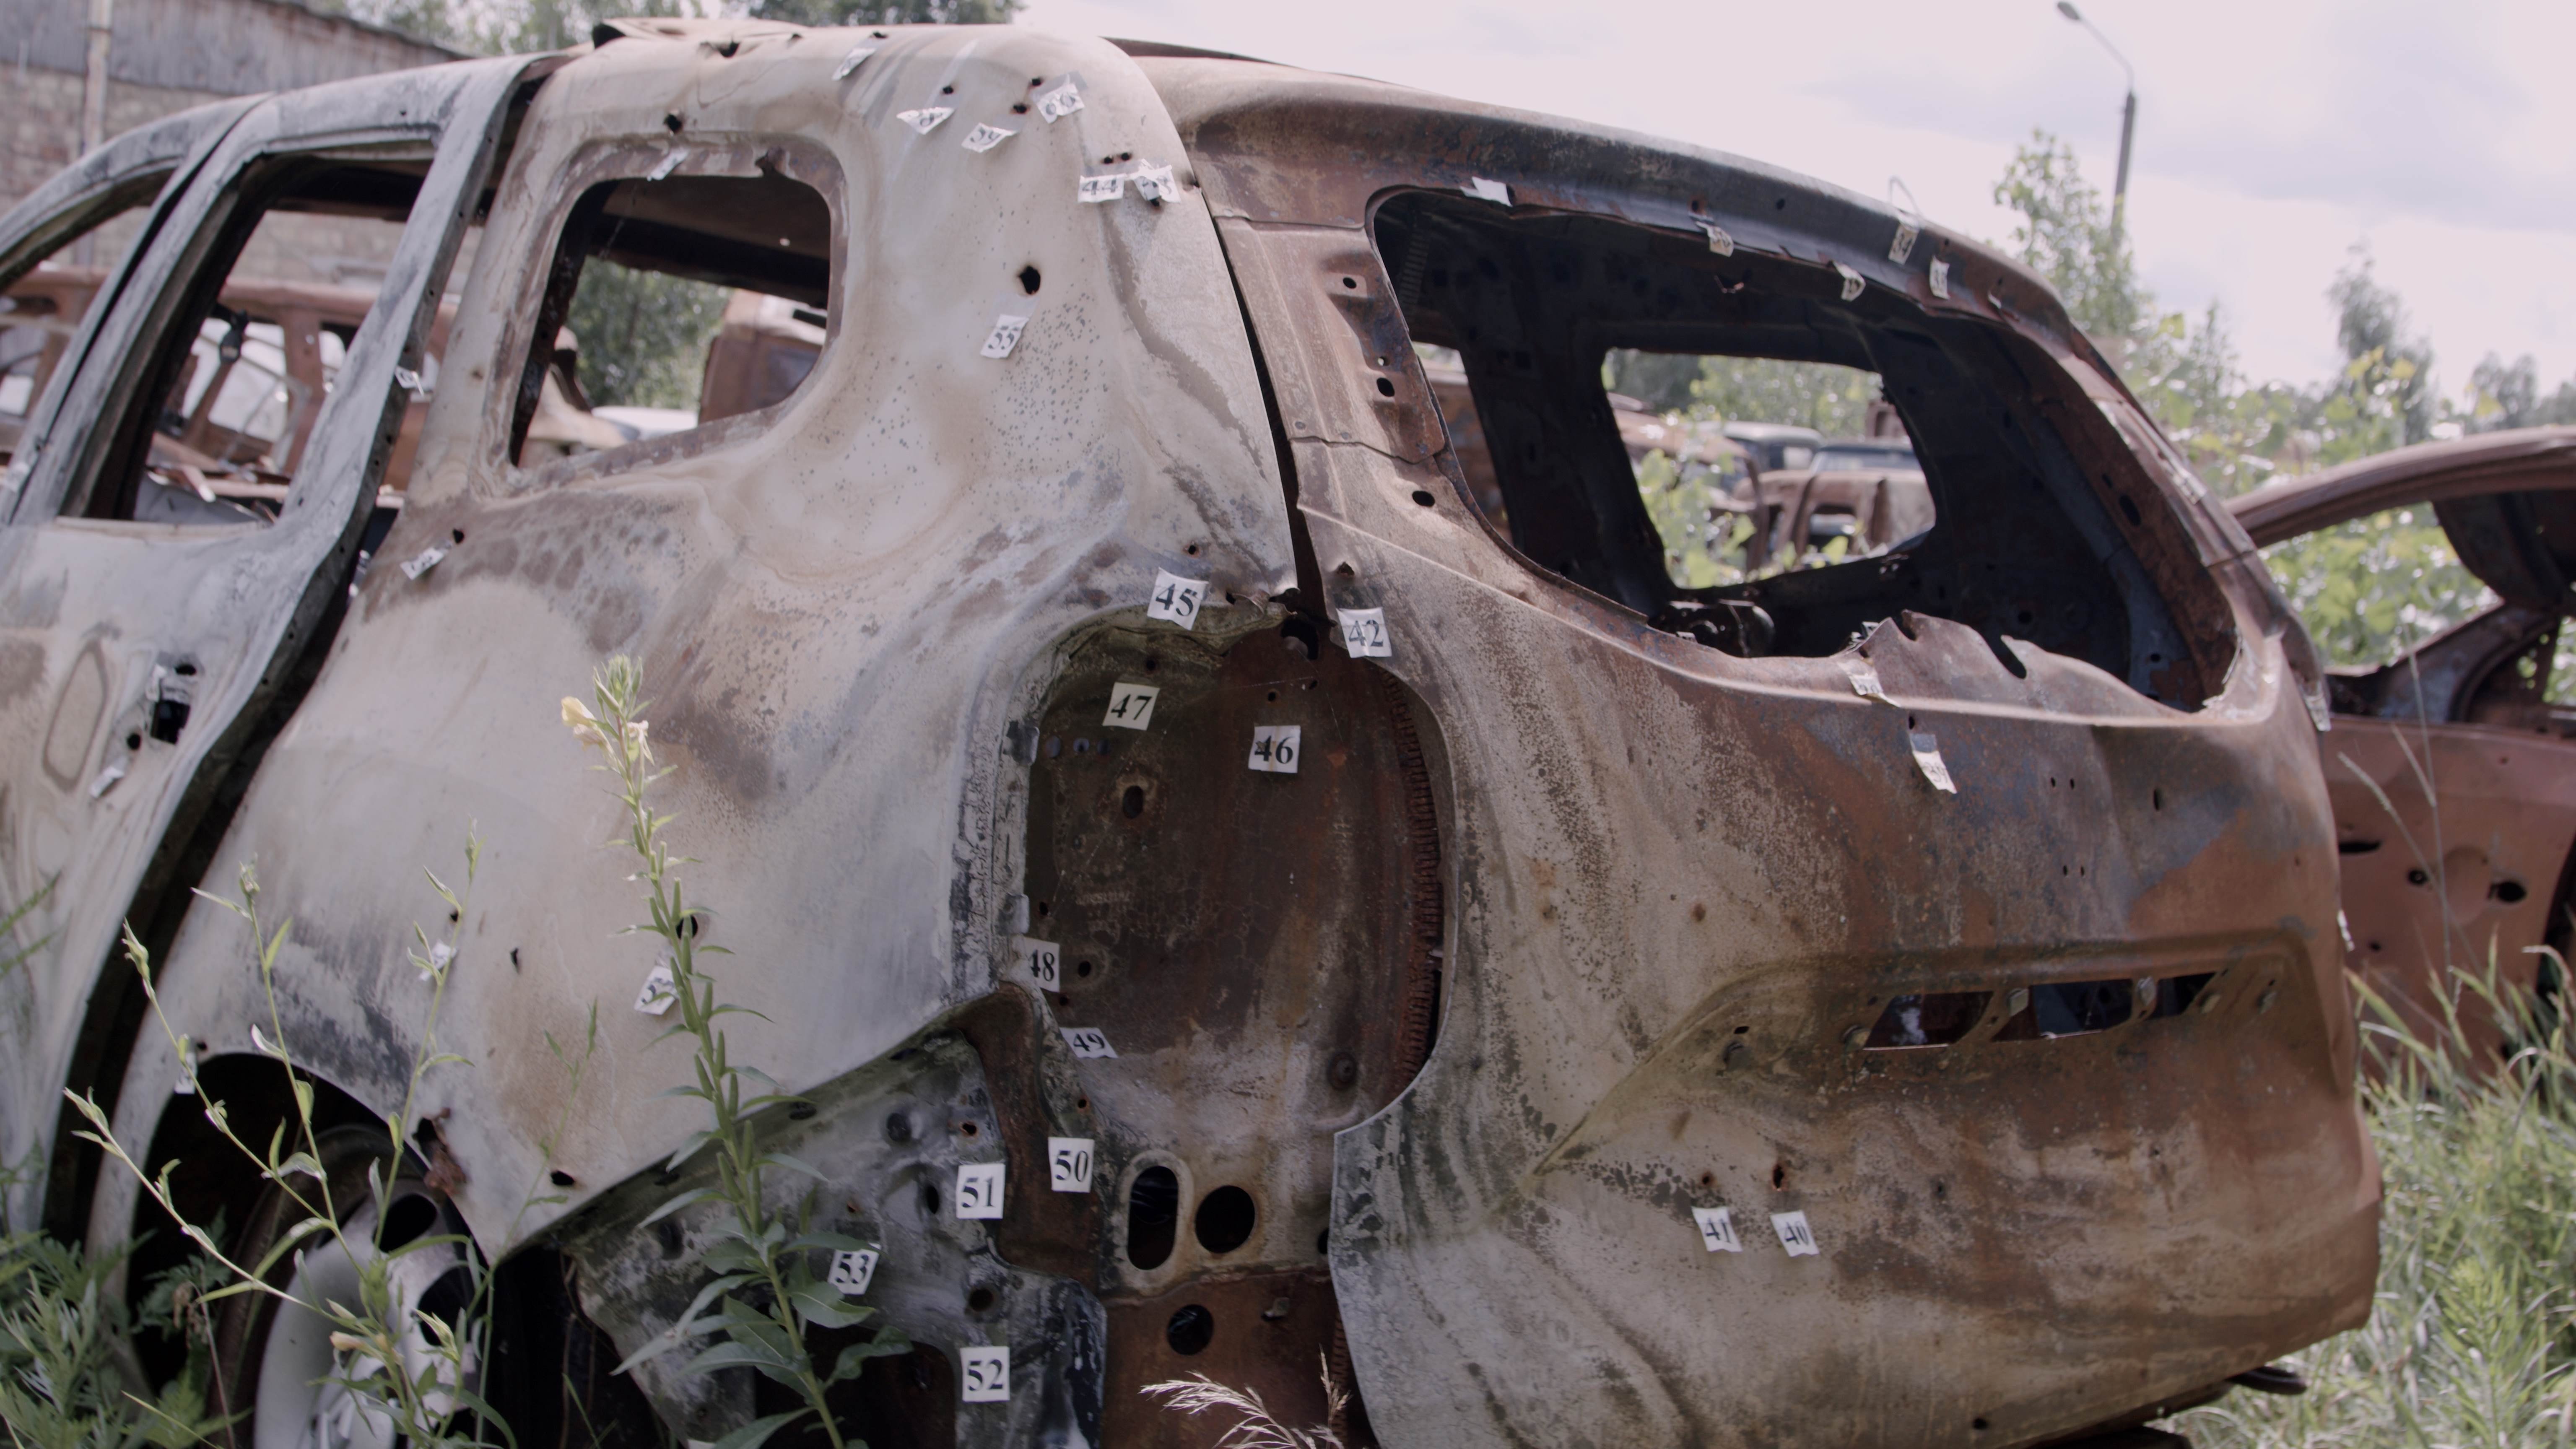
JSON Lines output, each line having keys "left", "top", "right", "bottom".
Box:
{"left": 2463, "top": 353, "right": 2576, "bottom": 434}
{"left": 2257, "top": 508, "right": 2495, "bottom": 671}
{"left": 1993, "top": 130, "right": 2141, "bottom": 343}
{"left": 1634, "top": 449, "right": 1760, "bottom": 589}
{"left": 565, "top": 260, "right": 730, "bottom": 412}
{"left": 566, "top": 661, "right": 906, "bottom": 1449}
{"left": 2, "top": 873, "right": 56, "bottom": 984}
{"left": 1686, "top": 357, "right": 1878, "bottom": 438}
{"left": 0, "top": 1234, "right": 229, "bottom": 1449}
{"left": 2171, "top": 953, "right": 2576, "bottom": 1449}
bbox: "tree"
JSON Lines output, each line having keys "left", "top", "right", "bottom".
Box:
{"left": 1992, "top": 130, "right": 2142, "bottom": 345}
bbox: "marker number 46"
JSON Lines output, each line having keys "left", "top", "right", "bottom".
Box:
{"left": 1248, "top": 724, "right": 1300, "bottom": 774}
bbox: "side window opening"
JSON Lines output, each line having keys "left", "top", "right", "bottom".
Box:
{"left": 507, "top": 157, "right": 834, "bottom": 468}
{"left": 1377, "top": 192, "right": 2206, "bottom": 704}
{"left": 68, "top": 155, "right": 433, "bottom": 524}
{"left": 2, "top": 170, "right": 175, "bottom": 467}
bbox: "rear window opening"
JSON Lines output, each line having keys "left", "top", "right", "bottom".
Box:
{"left": 509, "top": 158, "right": 834, "bottom": 467}
{"left": 1376, "top": 192, "right": 2205, "bottom": 703}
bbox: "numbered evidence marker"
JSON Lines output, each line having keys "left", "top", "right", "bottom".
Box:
{"left": 896, "top": 106, "right": 953, "bottom": 135}
{"left": 960, "top": 1345, "right": 1010, "bottom": 1403}
{"left": 956, "top": 1162, "right": 1005, "bottom": 1220}
{"left": 1060, "top": 1026, "right": 1118, "bottom": 1059}
{"left": 1047, "top": 1137, "right": 1096, "bottom": 1192}
{"left": 1246, "top": 724, "right": 1301, "bottom": 775}
{"left": 633, "top": 959, "right": 678, "bottom": 1016}
{"left": 1770, "top": 1210, "right": 1821, "bottom": 1258}
{"left": 1908, "top": 731, "right": 1958, "bottom": 795}
{"left": 1101, "top": 681, "right": 1159, "bottom": 731}
{"left": 1336, "top": 607, "right": 1392, "bottom": 659}
{"left": 1144, "top": 570, "right": 1208, "bottom": 629}
{"left": 960, "top": 122, "right": 1015, "bottom": 153}
{"left": 1034, "top": 81, "right": 1083, "bottom": 122}
{"left": 1077, "top": 173, "right": 1127, "bottom": 204}
{"left": 980, "top": 314, "right": 1028, "bottom": 360}
{"left": 1012, "top": 935, "right": 1062, "bottom": 991}
{"left": 1693, "top": 1205, "right": 1744, "bottom": 1253}
{"left": 828, "top": 1248, "right": 880, "bottom": 1296}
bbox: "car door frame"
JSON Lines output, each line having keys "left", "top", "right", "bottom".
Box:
{"left": 0, "top": 54, "right": 549, "bottom": 1239}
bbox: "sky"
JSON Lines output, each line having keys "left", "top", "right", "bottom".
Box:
{"left": 1014, "top": 0, "right": 2576, "bottom": 401}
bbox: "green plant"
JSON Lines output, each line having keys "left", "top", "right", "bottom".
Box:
{"left": 0, "top": 1231, "right": 229, "bottom": 1449}
{"left": 567, "top": 659, "right": 906, "bottom": 1449}
{"left": 63, "top": 835, "right": 592, "bottom": 1449}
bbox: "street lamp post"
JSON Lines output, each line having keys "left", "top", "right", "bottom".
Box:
{"left": 2055, "top": 1, "right": 2135, "bottom": 247}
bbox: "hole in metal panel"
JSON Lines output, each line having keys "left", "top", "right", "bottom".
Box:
{"left": 1165, "top": 1304, "right": 1214, "bottom": 1355}
{"left": 2148, "top": 972, "right": 2218, "bottom": 1019}
{"left": 1126, "top": 1166, "right": 1179, "bottom": 1269}
{"left": 1861, "top": 990, "right": 1991, "bottom": 1049}
{"left": 1193, "top": 1185, "right": 1257, "bottom": 1254}
{"left": 2338, "top": 839, "right": 2381, "bottom": 855}
{"left": 1994, "top": 979, "right": 2136, "bottom": 1039}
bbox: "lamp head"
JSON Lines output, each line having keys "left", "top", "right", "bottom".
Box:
{"left": 2057, "top": 2, "right": 2083, "bottom": 18}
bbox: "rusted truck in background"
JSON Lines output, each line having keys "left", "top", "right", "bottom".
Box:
{"left": 0, "top": 17, "right": 2375, "bottom": 1448}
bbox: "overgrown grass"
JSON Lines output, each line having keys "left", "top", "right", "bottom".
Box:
{"left": 2171, "top": 956, "right": 2576, "bottom": 1449}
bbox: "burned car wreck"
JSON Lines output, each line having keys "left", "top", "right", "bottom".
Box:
{"left": 0, "top": 18, "right": 2375, "bottom": 1449}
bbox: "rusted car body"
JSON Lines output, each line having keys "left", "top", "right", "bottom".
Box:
{"left": 2231, "top": 426, "right": 2576, "bottom": 1065}
{"left": 0, "top": 18, "right": 2375, "bottom": 1449}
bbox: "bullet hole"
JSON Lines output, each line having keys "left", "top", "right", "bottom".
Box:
{"left": 884, "top": 1111, "right": 913, "bottom": 1145}
{"left": 958, "top": 1121, "right": 980, "bottom": 1138}
{"left": 663, "top": 113, "right": 683, "bottom": 132}
{"left": 1933, "top": 1180, "right": 1948, "bottom": 1200}
{"left": 2407, "top": 868, "right": 2430, "bottom": 886}
{"left": 1973, "top": 1417, "right": 1991, "bottom": 1431}
{"left": 940, "top": 83, "right": 954, "bottom": 94}
{"left": 1316, "top": 1228, "right": 1330, "bottom": 1254}
{"left": 1018, "top": 265, "right": 1041, "bottom": 294}
{"left": 1376, "top": 377, "right": 1396, "bottom": 397}
{"left": 1127, "top": 1166, "right": 1180, "bottom": 1269}
{"left": 1045, "top": 735, "right": 1061, "bottom": 758}
{"left": 1266, "top": 690, "right": 1279, "bottom": 702}
{"left": 1184, "top": 543, "right": 1200, "bottom": 555}
{"left": 1036, "top": 900, "right": 1050, "bottom": 917}
{"left": 174, "top": 662, "right": 196, "bottom": 676}
{"left": 509, "top": 948, "right": 521, "bottom": 971}
{"left": 1335, "top": 561, "right": 1356, "bottom": 576}
{"left": 1119, "top": 151, "right": 1132, "bottom": 161}
{"left": 1028, "top": 76, "right": 1042, "bottom": 86}
{"left": 1166, "top": 1304, "right": 1215, "bottom": 1355}
{"left": 1340, "top": 276, "right": 1359, "bottom": 289}
{"left": 2117, "top": 494, "right": 2143, "bottom": 527}
{"left": 1075, "top": 959, "right": 1093, "bottom": 979}
{"left": 1122, "top": 786, "right": 1145, "bottom": 819}
{"left": 2152, "top": 788, "right": 2163, "bottom": 811}
{"left": 1734, "top": 1024, "right": 1749, "bottom": 1034}
{"left": 1773, "top": 196, "right": 1787, "bottom": 210}
{"left": 919, "top": 1180, "right": 941, "bottom": 1217}
{"left": 1012, "top": 102, "right": 1028, "bottom": 113}
{"left": 2494, "top": 879, "right": 2529, "bottom": 904}
{"left": 1690, "top": 902, "right": 1707, "bottom": 922}
{"left": 450, "top": 528, "right": 465, "bottom": 544}
{"left": 1411, "top": 490, "right": 1437, "bottom": 507}
{"left": 125, "top": 732, "right": 142, "bottom": 750}
{"left": 1698, "top": 1171, "right": 1715, "bottom": 1188}
{"left": 1075, "top": 1095, "right": 1091, "bottom": 1111}
{"left": 1143, "top": 657, "right": 1159, "bottom": 673}
{"left": 1073, "top": 737, "right": 1091, "bottom": 754}
{"left": 1194, "top": 1186, "right": 1257, "bottom": 1254}
{"left": 1328, "top": 1051, "right": 1359, "bottom": 1090}
{"left": 1771, "top": 1161, "right": 1786, "bottom": 1189}
{"left": 789, "top": 1102, "right": 817, "bottom": 1120}
{"left": 550, "top": 1170, "right": 576, "bottom": 1187}
{"left": 967, "top": 1287, "right": 995, "bottom": 1312}
{"left": 656, "top": 1218, "right": 684, "bottom": 1256}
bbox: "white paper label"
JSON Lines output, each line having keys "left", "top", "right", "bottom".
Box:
{"left": 1909, "top": 731, "right": 1957, "bottom": 794}
{"left": 87, "top": 758, "right": 126, "bottom": 799}
{"left": 1929, "top": 257, "right": 1951, "bottom": 300}
{"left": 1843, "top": 660, "right": 1893, "bottom": 705}
{"left": 634, "top": 960, "right": 678, "bottom": 1015}
{"left": 828, "top": 1248, "right": 880, "bottom": 1295}
{"left": 392, "top": 365, "right": 427, "bottom": 399}
{"left": 980, "top": 314, "right": 1028, "bottom": 359}
{"left": 1835, "top": 261, "right": 1865, "bottom": 302}
{"left": 400, "top": 545, "right": 448, "bottom": 581}
{"left": 1035, "top": 82, "right": 1083, "bottom": 122}
{"left": 1145, "top": 570, "right": 1208, "bottom": 628}
{"left": 1700, "top": 221, "right": 1735, "bottom": 256}
{"left": 1247, "top": 724, "right": 1301, "bottom": 774}
{"left": 1013, "top": 935, "right": 1061, "bottom": 990}
{"left": 1771, "top": 1210, "right": 1820, "bottom": 1257}
{"left": 1132, "top": 163, "right": 1176, "bottom": 201}
{"left": 956, "top": 1162, "right": 1005, "bottom": 1219}
{"left": 897, "top": 107, "right": 953, "bottom": 135}
{"left": 647, "top": 147, "right": 687, "bottom": 181}
{"left": 1060, "top": 1026, "right": 1118, "bottom": 1059}
{"left": 173, "top": 1072, "right": 195, "bottom": 1096}
{"left": 1102, "top": 681, "right": 1159, "bottom": 730}
{"left": 1077, "top": 173, "right": 1127, "bottom": 204}
{"left": 1046, "top": 1137, "right": 1094, "bottom": 1192}
{"left": 1693, "top": 1205, "right": 1742, "bottom": 1253}
{"left": 1337, "top": 608, "right": 1392, "bottom": 658}
{"left": 1465, "top": 176, "right": 1511, "bottom": 206}
{"left": 960, "top": 1345, "right": 1010, "bottom": 1402}
{"left": 961, "top": 122, "right": 1016, "bottom": 153}
{"left": 833, "top": 43, "right": 877, "bottom": 79}
{"left": 1889, "top": 221, "right": 1919, "bottom": 264}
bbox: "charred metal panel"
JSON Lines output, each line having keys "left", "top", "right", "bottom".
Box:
{"left": 1144, "top": 53, "right": 2378, "bottom": 1449}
